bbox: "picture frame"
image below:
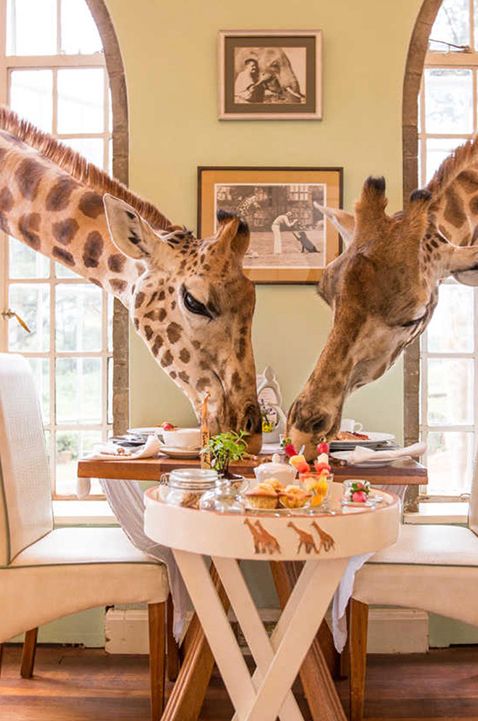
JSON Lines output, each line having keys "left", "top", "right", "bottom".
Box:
{"left": 197, "top": 166, "right": 343, "bottom": 284}
{"left": 218, "top": 30, "right": 323, "bottom": 120}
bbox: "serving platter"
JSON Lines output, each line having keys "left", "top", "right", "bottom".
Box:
{"left": 158, "top": 445, "right": 201, "bottom": 459}
{"left": 330, "top": 431, "right": 395, "bottom": 450}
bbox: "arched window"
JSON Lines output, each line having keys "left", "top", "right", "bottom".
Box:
{"left": 406, "top": 0, "right": 478, "bottom": 497}
{"left": 0, "top": 0, "right": 128, "bottom": 498}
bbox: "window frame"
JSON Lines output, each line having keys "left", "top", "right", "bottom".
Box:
{"left": 0, "top": 0, "right": 130, "bottom": 499}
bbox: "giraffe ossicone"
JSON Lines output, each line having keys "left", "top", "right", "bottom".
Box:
{"left": 0, "top": 106, "right": 261, "bottom": 450}
{"left": 289, "top": 138, "right": 478, "bottom": 459}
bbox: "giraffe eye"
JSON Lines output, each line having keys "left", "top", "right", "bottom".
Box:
{"left": 182, "top": 287, "right": 213, "bottom": 319}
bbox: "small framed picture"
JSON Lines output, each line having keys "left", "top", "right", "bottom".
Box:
{"left": 198, "top": 166, "right": 343, "bottom": 284}
{"left": 218, "top": 30, "right": 322, "bottom": 120}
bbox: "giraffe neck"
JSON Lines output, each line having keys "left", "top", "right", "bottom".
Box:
{"left": 433, "top": 168, "right": 478, "bottom": 247}
{"left": 0, "top": 132, "right": 141, "bottom": 306}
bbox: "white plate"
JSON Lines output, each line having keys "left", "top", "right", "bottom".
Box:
{"left": 331, "top": 450, "right": 403, "bottom": 467}
{"left": 127, "top": 426, "right": 162, "bottom": 436}
{"left": 330, "top": 431, "right": 395, "bottom": 448}
{"left": 158, "top": 445, "right": 200, "bottom": 459}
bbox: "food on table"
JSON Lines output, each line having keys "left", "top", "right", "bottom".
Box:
{"left": 335, "top": 431, "right": 370, "bottom": 441}
{"left": 314, "top": 461, "right": 331, "bottom": 474}
{"left": 262, "top": 477, "right": 284, "bottom": 493}
{"left": 301, "top": 472, "right": 331, "bottom": 507}
{"left": 161, "top": 421, "right": 177, "bottom": 431}
{"left": 343, "top": 480, "right": 371, "bottom": 504}
{"left": 289, "top": 454, "right": 310, "bottom": 473}
{"left": 245, "top": 483, "right": 280, "bottom": 510}
{"left": 284, "top": 442, "right": 298, "bottom": 458}
{"left": 316, "top": 441, "right": 330, "bottom": 455}
{"left": 279, "top": 485, "right": 311, "bottom": 509}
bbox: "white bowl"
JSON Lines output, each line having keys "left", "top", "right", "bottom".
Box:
{"left": 159, "top": 427, "right": 201, "bottom": 450}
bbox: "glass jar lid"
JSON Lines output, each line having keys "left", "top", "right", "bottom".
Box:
{"left": 168, "top": 468, "right": 218, "bottom": 490}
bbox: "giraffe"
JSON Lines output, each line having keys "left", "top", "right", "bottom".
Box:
{"left": 243, "top": 518, "right": 264, "bottom": 553}
{"left": 254, "top": 520, "right": 281, "bottom": 554}
{"left": 310, "top": 522, "right": 335, "bottom": 553}
{"left": 287, "top": 138, "right": 478, "bottom": 458}
{"left": 287, "top": 522, "right": 319, "bottom": 554}
{"left": 0, "top": 107, "right": 262, "bottom": 450}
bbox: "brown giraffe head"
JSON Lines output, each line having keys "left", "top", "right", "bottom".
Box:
{"left": 104, "top": 198, "right": 262, "bottom": 451}
{"left": 288, "top": 170, "right": 478, "bottom": 459}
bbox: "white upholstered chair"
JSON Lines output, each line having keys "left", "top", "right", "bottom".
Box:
{"left": 0, "top": 354, "right": 170, "bottom": 720}
{"left": 348, "top": 465, "right": 478, "bottom": 721}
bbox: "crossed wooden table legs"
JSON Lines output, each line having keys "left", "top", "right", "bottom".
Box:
{"left": 161, "top": 561, "right": 348, "bottom": 721}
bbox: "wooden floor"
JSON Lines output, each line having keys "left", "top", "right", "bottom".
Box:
{"left": 1, "top": 645, "right": 478, "bottom": 720}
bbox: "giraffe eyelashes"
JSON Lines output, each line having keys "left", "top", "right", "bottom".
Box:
{"left": 182, "top": 286, "right": 214, "bottom": 320}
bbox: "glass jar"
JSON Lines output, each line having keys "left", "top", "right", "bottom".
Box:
{"left": 161, "top": 468, "right": 218, "bottom": 509}
{"left": 199, "top": 478, "right": 246, "bottom": 513}
{"left": 299, "top": 471, "right": 333, "bottom": 509}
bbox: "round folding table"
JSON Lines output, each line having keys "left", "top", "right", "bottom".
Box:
{"left": 144, "top": 484, "right": 400, "bottom": 721}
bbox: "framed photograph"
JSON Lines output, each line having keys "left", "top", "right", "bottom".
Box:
{"left": 198, "top": 167, "right": 343, "bottom": 284}
{"left": 218, "top": 30, "right": 322, "bottom": 120}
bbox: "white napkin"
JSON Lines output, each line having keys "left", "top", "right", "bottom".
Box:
{"left": 84, "top": 433, "right": 163, "bottom": 461}
{"left": 347, "top": 441, "right": 426, "bottom": 465}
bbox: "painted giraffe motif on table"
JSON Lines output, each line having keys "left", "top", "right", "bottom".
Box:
{"left": 311, "top": 522, "right": 335, "bottom": 552}
{"left": 287, "top": 522, "right": 319, "bottom": 554}
{"left": 0, "top": 107, "right": 262, "bottom": 450}
{"left": 288, "top": 139, "right": 478, "bottom": 458}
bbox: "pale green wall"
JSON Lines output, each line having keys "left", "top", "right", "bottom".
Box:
{"left": 103, "top": 0, "right": 425, "bottom": 440}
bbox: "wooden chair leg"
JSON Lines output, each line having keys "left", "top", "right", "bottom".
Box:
{"left": 349, "top": 599, "right": 369, "bottom": 721}
{"left": 148, "top": 602, "right": 166, "bottom": 721}
{"left": 20, "top": 628, "right": 38, "bottom": 679}
{"left": 166, "top": 595, "right": 180, "bottom": 682}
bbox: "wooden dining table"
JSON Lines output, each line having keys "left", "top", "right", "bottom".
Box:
{"left": 77, "top": 453, "right": 428, "bottom": 721}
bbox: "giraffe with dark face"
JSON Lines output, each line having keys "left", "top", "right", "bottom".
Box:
{"left": 288, "top": 138, "right": 478, "bottom": 459}
{"left": 0, "top": 107, "right": 262, "bottom": 450}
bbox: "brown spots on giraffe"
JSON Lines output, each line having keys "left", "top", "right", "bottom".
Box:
{"left": 161, "top": 350, "right": 174, "bottom": 367}
{"left": 83, "top": 231, "right": 104, "bottom": 268}
{"left": 199, "top": 360, "right": 209, "bottom": 371}
{"left": 192, "top": 340, "right": 200, "bottom": 350}
{"left": 458, "top": 169, "right": 478, "bottom": 193}
{"left": 108, "top": 253, "right": 127, "bottom": 273}
{"left": 231, "top": 370, "right": 242, "bottom": 392}
{"left": 135, "top": 292, "right": 146, "bottom": 308}
{"left": 18, "top": 212, "right": 41, "bottom": 250}
{"left": 152, "top": 336, "right": 163, "bottom": 356}
{"left": 438, "top": 224, "right": 448, "bottom": 238}
{"left": 179, "top": 348, "right": 190, "bottom": 364}
{"left": 171, "top": 301, "right": 176, "bottom": 310}
{"left": 52, "top": 218, "right": 79, "bottom": 246}
{"left": 53, "top": 246, "right": 75, "bottom": 266}
{"left": 0, "top": 213, "right": 10, "bottom": 233}
{"left": 166, "top": 322, "right": 182, "bottom": 343}
{"left": 146, "top": 291, "right": 158, "bottom": 306}
{"left": 444, "top": 189, "right": 466, "bottom": 228}
{"left": 235, "top": 337, "right": 246, "bottom": 359}
{"left": 0, "top": 187, "right": 14, "bottom": 212}
{"left": 15, "top": 158, "right": 44, "bottom": 201}
{"left": 144, "top": 325, "right": 154, "bottom": 341}
{"left": 88, "top": 277, "right": 103, "bottom": 288}
{"left": 196, "top": 377, "right": 210, "bottom": 392}
{"left": 46, "top": 177, "right": 78, "bottom": 211}
{"left": 133, "top": 318, "right": 140, "bottom": 330}
{"left": 168, "top": 286, "right": 174, "bottom": 294}
{"left": 178, "top": 371, "right": 190, "bottom": 384}
{"left": 79, "top": 191, "right": 104, "bottom": 218}
{"left": 470, "top": 195, "right": 478, "bottom": 216}
{"left": 203, "top": 264, "right": 211, "bottom": 272}
{"left": 158, "top": 290, "right": 166, "bottom": 301}
{"left": 110, "top": 279, "right": 128, "bottom": 294}
{"left": 169, "top": 371, "right": 177, "bottom": 379}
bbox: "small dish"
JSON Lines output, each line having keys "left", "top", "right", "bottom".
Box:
{"left": 158, "top": 445, "right": 200, "bottom": 459}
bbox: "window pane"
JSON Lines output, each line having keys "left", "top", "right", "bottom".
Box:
{"left": 56, "top": 357, "right": 102, "bottom": 423}
{"left": 427, "top": 358, "right": 474, "bottom": 425}
{"left": 425, "top": 137, "right": 467, "bottom": 182}
{"left": 60, "top": 0, "right": 102, "bottom": 55}
{"left": 10, "top": 69, "right": 53, "bottom": 132}
{"left": 55, "top": 262, "right": 80, "bottom": 279}
{"left": 424, "top": 68, "right": 473, "bottom": 134}
{"left": 8, "top": 284, "right": 50, "bottom": 351}
{"left": 9, "top": 237, "right": 50, "bottom": 279}
{"left": 57, "top": 68, "right": 105, "bottom": 133}
{"left": 55, "top": 284, "right": 102, "bottom": 351}
{"left": 430, "top": 0, "right": 470, "bottom": 50}
{"left": 427, "top": 283, "right": 474, "bottom": 352}
{"left": 27, "top": 357, "right": 50, "bottom": 422}
{"left": 55, "top": 429, "right": 101, "bottom": 496}
{"left": 61, "top": 136, "right": 104, "bottom": 166}
{"left": 426, "top": 431, "right": 474, "bottom": 494}
{"left": 6, "top": 0, "right": 57, "bottom": 56}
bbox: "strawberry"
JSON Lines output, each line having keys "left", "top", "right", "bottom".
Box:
{"left": 161, "top": 422, "right": 175, "bottom": 431}
{"left": 352, "top": 491, "right": 368, "bottom": 503}
{"left": 317, "top": 441, "right": 330, "bottom": 455}
{"left": 297, "top": 461, "right": 310, "bottom": 474}
{"left": 284, "top": 443, "right": 297, "bottom": 458}
{"left": 314, "top": 461, "right": 331, "bottom": 474}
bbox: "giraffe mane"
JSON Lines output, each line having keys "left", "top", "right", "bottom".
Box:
{"left": 426, "top": 134, "right": 478, "bottom": 203}
{"left": 0, "top": 105, "right": 172, "bottom": 231}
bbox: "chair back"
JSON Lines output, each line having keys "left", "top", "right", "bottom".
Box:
{"left": 0, "top": 354, "right": 53, "bottom": 564}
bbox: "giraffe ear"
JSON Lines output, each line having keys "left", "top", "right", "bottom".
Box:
{"left": 104, "top": 194, "right": 155, "bottom": 259}
{"left": 315, "top": 205, "right": 355, "bottom": 247}
{"left": 214, "top": 210, "right": 250, "bottom": 258}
